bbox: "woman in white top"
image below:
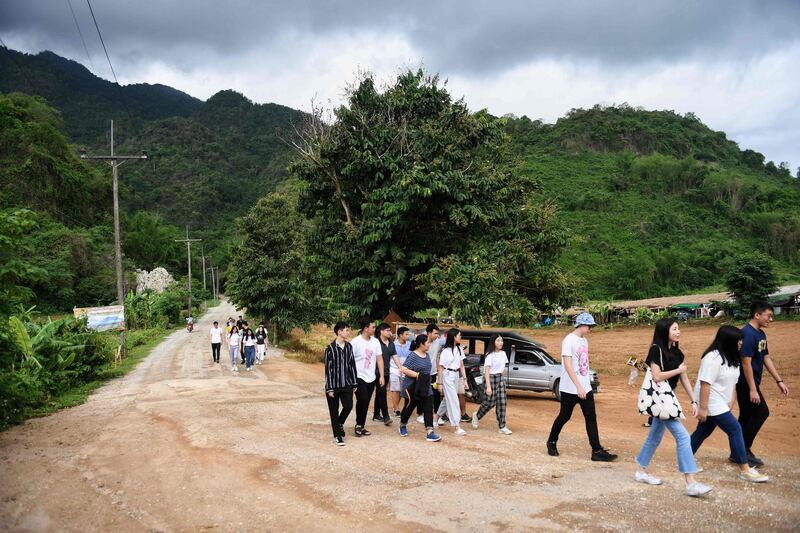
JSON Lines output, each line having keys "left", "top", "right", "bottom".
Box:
{"left": 472, "top": 334, "right": 512, "bottom": 434}
{"left": 690, "top": 326, "right": 769, "bottom": 483}
{"left": 228, "top": 326, "right": 241, "bottom": 373}
{"left": 243, "top": 328, "right": 257, "bottom": 372}
{"left": 437, "top": 328, "right": 468, "bottom": 436}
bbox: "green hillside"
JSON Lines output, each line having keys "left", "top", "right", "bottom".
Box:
{"left": 506, "top": 106, "right": 800, "bottom": 300}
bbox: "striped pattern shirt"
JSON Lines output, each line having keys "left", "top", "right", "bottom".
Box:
{"left": 324, "top": 340, "right": 358, "bottom": 392}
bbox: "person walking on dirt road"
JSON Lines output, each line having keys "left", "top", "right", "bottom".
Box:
{"left": 436, "top": 328, "right": 468, "bottom": 436}
{"left": 325, "top": 322, "right": 358, "bottom": 446}
{"left": 350, "top": 319, "right": 384, "bottom": 437}
{"left": 398, "top": 333, "right": 441, "bottom": 442}
{"left": 228, "top": 326, "right": 241, "bottom": 373}
{"left": 243, "top": 328, "right": 257, "bottom": 372}
{"left": 390, "top": 326, "right": 412, "bottom": 417}
{"left": 472, "top": 334, "right": 512, "bottom": 435}
{"left": 633, "top": 319, "right": 712, "bottom": 497}
{"left": 255, "top": 323, "right": 268, "bottom": 365}
{"left": 373, "top": 323, "right": 394, "bottom": 426}
{"left": 691, "top": 325, "right": 769, "bottom": 484}
{"left": 547, "top": 312, "right": 617, "bottom": 462}
{"left": 736, "top": 301, "right": 789, "bottom": 468}
{"left": 210, "top": 321, "right": 222, "bottom": 364}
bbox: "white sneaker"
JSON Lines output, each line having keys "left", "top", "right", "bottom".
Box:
{"left": 416, "top": 415, "right": 424, "bottom": 424}
{"left": 438, "top": 416, "right": 446, "bottom": 426}
{"left": 455, "top": 427, "right": 467, "bottom": 436}
{"left": 499, "top": 427, "right": 513, "bottom": 435}
{"left": 635, "top": 471, "right": 662, "bottom": 485}
{"left": 471, "top": 413, "right": 479, "bottom": 430}
{"left": 739, "top": 468, "right": 769, "bottom": 483}
{"left": 685, "top": 481, "right": 713, "bottom": 497}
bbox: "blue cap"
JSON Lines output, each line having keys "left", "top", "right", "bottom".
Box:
{"left": 574, "top": 312, "right": 596, "bottom": 328}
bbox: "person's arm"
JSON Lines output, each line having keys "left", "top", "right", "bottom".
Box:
{"left": 650, "top": 361, "right": 686, "bottom": 383}
{"left": 740, "top": 357, "right": 760, "bottom": 404}
{"left": 391, "top": 353, "right": 403, "bottom": 371}
{"left": 484, "top": 363, "right": 492, "bottom": 396}
{"left": 563, "top": 356, "right": 586, "bottom": 399}
{"left": 324, "top": 346, "right": 334, "bottom": 395}
{"left": 763, "top": 356, "right": 789, "bottom": 395}
{"left": 377, "top": 354, "right": 385, "bottom": 386}
{"left": 437, "top": 350, "right": 445, "bottom": 388}
{"left": 401, "top": 365, "right": 419, "bottom": 378}
{"left": 697, "top": 381, "right": 711, "bottom": 422}
{"left": 679, "top": 372, "right": 698, "bottom": 417}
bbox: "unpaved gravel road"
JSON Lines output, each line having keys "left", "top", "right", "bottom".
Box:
{"left": 1, "top": 301, "right": 798, "bottom": 532}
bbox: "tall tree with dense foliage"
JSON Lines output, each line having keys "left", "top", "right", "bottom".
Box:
{"left": 225, "top": 192, "right": 328, "bottom": 338}
{"left": 290, "top": 70, "right": 576, "bottom": 322}
{"left": 724, "top": 254, "right": 779, "bottom": 310}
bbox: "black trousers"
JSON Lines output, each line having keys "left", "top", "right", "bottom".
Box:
{"left": 211, "top": 342, "right": 221, "bottom": 362}
{"left": 548, "top": 391, "right": 602, "bottom": 452}
{"left": 326, "top": 389, "right": 354, "bottom": 438}
{"left": 240, "top": 341, "right": 245, "bottom": 364}
{"left": 736, "top": 382, "right": 770, "bottom": 450}
{"left": 417, "top": 377, "right": 441, "bottom": 415}
{"left": 355, "top": 378, "right": 375, "bottom": 427}
{"left": 401, "top": 390, "right": 433, "bottom": 428}
{"left": 373, "top": 374, "right": 390, "bottom": 419}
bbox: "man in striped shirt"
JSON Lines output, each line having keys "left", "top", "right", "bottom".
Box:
{"left": 325, "top": 322, "right": 358, "bottom": 446}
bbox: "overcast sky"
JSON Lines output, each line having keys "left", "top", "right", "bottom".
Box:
{"left": 2, "top": 1, "right": 799, "bottom": 169}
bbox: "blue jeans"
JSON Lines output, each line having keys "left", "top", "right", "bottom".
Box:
{"left": 690, "top": 410, "right": 748, "bottom": 465}
{"left": 229, "top": 346, "right": 239, "bottom": 367}
{"left": 245, "top": 346, "right": 256, "bottom": 368}
{"left": 636, "top": 417, "right": 698, "bottom": 474}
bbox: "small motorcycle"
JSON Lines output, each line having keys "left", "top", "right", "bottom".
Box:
{"left": 186, "top": 322, "right": 194, "bottom": 332}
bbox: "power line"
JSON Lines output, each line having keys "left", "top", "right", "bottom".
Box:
{"left": 66, "top": 0, "right": 95, "bottom": 73}
{"left": 85, "top": 0, "right": 118, "bottom": 85}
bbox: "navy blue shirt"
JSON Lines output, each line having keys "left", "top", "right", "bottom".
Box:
{"left": 739, "top": 323, "right": 768, "bottom": 387}
{"left": 401, "top": 351, "right": 433, "bottom": 395}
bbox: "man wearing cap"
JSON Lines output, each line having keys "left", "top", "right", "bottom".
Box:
{"left": 546, "top": 312, "right": 617, "bottom": 462}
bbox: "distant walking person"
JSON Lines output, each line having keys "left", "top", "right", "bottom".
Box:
{"left": 472, "top": 334, "right": 512, "bottom": 434}
{"left": 633, "top": 319, "right": 712, "bottom": 497}
{"left": 736, "top": 301, "right": 789, "bottom": 467}
{"left": 691, "top": 326, "right": 769, "bottom": 483}
{"left": 243, "top": 328, "right": 257, "bottom": 371}
{"left": 350, "top": 319, "right": 384, "bottom": 436}
{"left": 228, "top": 326, "right": 241, "bottom": 373}
{"left": 390, "top": 327, "right": 412, "bottom": 417}
{"left": 373, "top": 323, "right": 394, "bottom": 426}
{"left": 240, "top": 321, "right": 249, "bottom": 364}
{"left": 398, "top": 334, "right": 441, "bottom": 442}
{"left": 210, "top": 321, "right": 222, "bottom": 364}
{"left": 255, "top": 323, "right": 269, "bottom": 364}
{"left": 325, "top": 322, "right": 358, "bottom": 446}
{"left": 436, "top": 328, "right": 468, "bottom": 436}
{"left": 547, "top": 312, "right": 617, "bottom": 462}
{"left": 417, "top": 323, "right": 443, "bottom": 423}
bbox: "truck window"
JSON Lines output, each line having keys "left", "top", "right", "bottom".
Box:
{"left": 516, "top": 351, "right": 544, "bottom": 366}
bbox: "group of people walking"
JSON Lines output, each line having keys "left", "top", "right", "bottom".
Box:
{"left": 209, "top": 315, "right": 269, "bottom": 372}
{"left": 322, "top": 302, "right": 789, "bottom": 497}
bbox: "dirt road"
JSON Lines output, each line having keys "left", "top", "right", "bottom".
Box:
{"left": 2, "top": 302, "right": 798, "bottom": 532}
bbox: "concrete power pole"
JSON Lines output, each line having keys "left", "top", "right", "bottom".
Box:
{"left": 201, "top": 245, "right": 207, "bottom": 292}
{"left": 81, "top": 120, "right": 147, "bottom": 305}
{"left": 175, "top": 226, "right": 201, "bottom": 316}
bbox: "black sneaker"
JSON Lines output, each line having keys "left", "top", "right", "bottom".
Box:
{"left": 591, "top": 448, "right": 618, "bottom": 462}
{"left": 747, "top": 450, "right": 765, "bottom": 467}
{"left": 354, "top": 425, "right": 364, "bottom": 437}
{"left": 338, "top": 424, "right": 345, "bottom": 439}
{"left": 335, "top": 436, "right": 345, "bottom": 446}
{"left": 383, "top": 416, "right": 393, "bottom": 426}
{"left": 460, "top": 413, "right": 471, "bottom": 422}
{"left": 393, "top": 410, "right": 401, "bottom": 418}
{"left": 372, "top": 415, "right": 383, "bottom": 422}
{"left": 547, "top": 440, "right": 559, "bottom": 457}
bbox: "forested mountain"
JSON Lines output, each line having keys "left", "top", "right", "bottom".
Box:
{"left": 1, "top": 47, "right": 798, "bottom": 310}
{"left": 505, "top": 106, "right": 800, "bottom": 299}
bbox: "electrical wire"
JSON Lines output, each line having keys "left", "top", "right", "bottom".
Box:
{"left": 66, "top": 0, "right": 95, "bottom": 73}
{"left": 85, "top": 0, "right": 118, "bottom": 85}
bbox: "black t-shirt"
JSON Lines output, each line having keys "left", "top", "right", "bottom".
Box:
{"left": 377, "top": 338, "right": 396, "bottom": 377}
{"left": 255, "top": 329, "right": 267, "bottom": 345}
{"left": 646, "top": 344, "right": 684, "bottom": 390}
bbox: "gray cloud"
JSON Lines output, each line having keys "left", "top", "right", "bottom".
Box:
{"left": 1, "top": 1, "right": 799, "bottom": 166}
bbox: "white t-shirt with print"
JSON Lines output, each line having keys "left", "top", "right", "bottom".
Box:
{"left": 439, "top": 346, "right": 465, "bottom": 371}
{"left": 484, "top": 350, "right": 508, "bottom": 374}
{"left": 559, "top": 332, "right": 592, "bottom": 395}
{"left": 351, "top": 334, "right": 382, "bottom": 383}
{"left": 694, "top": 349, "right": 740, "bottom": 416}
{"left": 210, "top": 327, "right": 222, "bottom": 344}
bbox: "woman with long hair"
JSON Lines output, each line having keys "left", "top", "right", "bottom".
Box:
{"left": 690, "top": 326, "right": 769, "bottom": 483}
{"left": 243, "top": 328, "right": 257, "bottom": 372}
{"left": 228, "top": 326, "right": 241, "bottom": 373}
{"left": 472, "top": 334, "right": 512, "bottom": 434}
{"left": 634, "top": 318, "right": 712, "bottom": 497}
{"left": 437, "top": 328, "right": 468, "bottom": 436}
{"left": 398, "top": 334, "right": 441, "bottom": 442}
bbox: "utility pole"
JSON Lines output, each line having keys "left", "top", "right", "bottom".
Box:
{"left": 81, "top": 120, "right": 147, "bottom": 305}
{"left": 201, "top": 245, "right": 207, "bottom": 292}
{"left": 208, "top": 265, "right": 218, "bottom": 305}
{"left": 175, "top": 226, "right": 201, "bottom": 316}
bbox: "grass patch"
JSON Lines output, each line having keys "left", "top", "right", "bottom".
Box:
{"left": 281, "top": 324, "right": 330, "bottom": 364}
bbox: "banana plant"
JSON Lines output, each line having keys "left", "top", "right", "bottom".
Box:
{"left": 7, "top": 316, "right": 83, "bottom": 372}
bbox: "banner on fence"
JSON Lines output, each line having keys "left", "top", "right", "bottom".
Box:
{"left": 73, "top": 305, "right": 125, "bottom": 332}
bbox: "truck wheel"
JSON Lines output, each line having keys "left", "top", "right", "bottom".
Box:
{"left": 553, "top": 379, "right": 561, "bottom": 402}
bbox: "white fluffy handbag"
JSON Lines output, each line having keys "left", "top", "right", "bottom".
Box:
{"left": 637, "top": 345, "right": 685, "bottom": 420}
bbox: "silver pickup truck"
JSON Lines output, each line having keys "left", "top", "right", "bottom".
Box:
{"left": 460, "top": 329, "right": 599, "bottom": 402}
